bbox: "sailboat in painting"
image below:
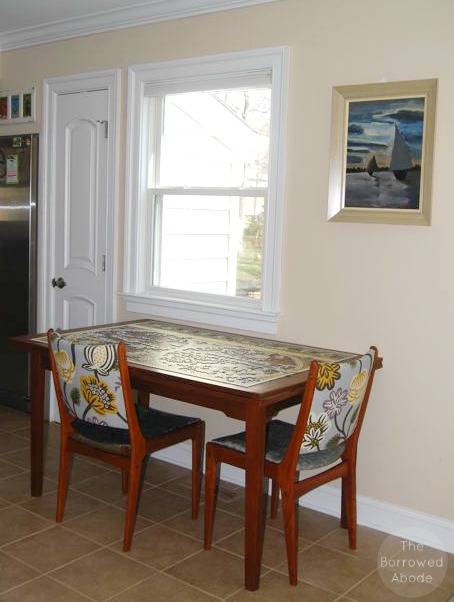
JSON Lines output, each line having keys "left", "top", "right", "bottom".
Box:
{"left": 390, "top": 124, "right": 413, "bottom": 180}
{"left": 366, "top": 155, "right": 378, "bottom": 177}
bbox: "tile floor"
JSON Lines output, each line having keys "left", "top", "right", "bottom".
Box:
{"left": 0, "top": 404, "right": 452, "bottom": 601}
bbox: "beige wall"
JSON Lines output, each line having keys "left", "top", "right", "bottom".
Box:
{"left": 1, "top": 0, "right": 453, "bottom": 523}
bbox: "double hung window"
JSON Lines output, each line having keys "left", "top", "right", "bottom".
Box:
{"left": 124, "top": 48, "right": 288, "bottom": 333}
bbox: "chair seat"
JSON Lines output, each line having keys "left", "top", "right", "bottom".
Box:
{"left": 210, "top": 419, "right": 345, "bottom": 470}
{"left": 72, "top": 405, "right": 202, "bottom": 446}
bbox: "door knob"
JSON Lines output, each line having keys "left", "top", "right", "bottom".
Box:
{"left": 51, "top": 277, "right": 66, "bottom": 289}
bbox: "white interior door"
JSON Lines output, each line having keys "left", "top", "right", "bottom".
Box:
{"left": 40, "top": 71, "right": 120, "bottom": 420}
{"left": 53, "top": 89, "right": 109, "bottom": 328}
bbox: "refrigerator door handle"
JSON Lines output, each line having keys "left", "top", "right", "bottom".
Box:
{"left": 51, "top": 277, "right": 66, "bottom": 289}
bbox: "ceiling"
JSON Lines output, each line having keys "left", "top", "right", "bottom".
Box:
{"left": 0, "top": 0, "right": 277, "bottom": 51}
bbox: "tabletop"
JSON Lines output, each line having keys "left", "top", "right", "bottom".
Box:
{"left": 26, "top": 319, "right": 359, "bottom": 390}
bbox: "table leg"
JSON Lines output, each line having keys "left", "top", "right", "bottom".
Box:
{"left": 30, "top": 352, "right": 45, "bottom": 496}
{"left": 137, "top": 390, "right": 149, "bottom": 408}
{"left": 244, "top": 405, "right": 267, "bottom": 591}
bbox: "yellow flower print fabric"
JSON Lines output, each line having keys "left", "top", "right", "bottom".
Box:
{"left": 50, "top": 331, "right": 128, "bottom": 429}
{"left": 300, "top": 348, "right": 376, "bottom": 454}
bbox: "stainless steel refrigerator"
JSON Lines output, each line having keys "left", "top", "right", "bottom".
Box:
{"left": 0, "top": 133, "right": 38, "bottom": 412}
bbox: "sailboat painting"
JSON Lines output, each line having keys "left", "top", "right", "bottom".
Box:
{"left": 328, "top": 79, "right": 437, "bottom": 225}
{"left": 344, "top": 96, "right": 424, "bottom": 209}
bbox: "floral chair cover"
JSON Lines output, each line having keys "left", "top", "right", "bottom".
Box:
{"left": 302, "top": 347, "right": 376, "bottom": 454}
{"left": 49, "top": 330, "right": 129, "bottom": 430}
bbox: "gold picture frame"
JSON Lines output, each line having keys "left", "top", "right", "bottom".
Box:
{"left": 327, "top": 79, "right": 437, "bottom": 225}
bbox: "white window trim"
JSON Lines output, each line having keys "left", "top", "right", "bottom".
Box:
{"left": 123, "top": 47, "right": 288, "bottom": 334}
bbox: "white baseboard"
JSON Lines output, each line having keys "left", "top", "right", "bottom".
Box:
{"left": 153, "top": 443, "right": 454, "bottom": 555}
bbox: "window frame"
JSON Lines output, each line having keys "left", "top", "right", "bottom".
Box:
{"left": 123, "top": 47, "right": 288, "bottom": 334}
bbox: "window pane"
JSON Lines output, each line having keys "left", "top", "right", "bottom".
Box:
{"left": 154, "top": 195, "right": 264, "bottom": 297}
{"left": 157, "top": 89, "right": 270, "bottom": 188}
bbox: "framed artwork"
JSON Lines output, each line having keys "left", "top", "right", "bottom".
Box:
{"left": 0, "top": 88, "right": 35, "bottom": 124}
{"left": 327, "top": 79, "right": 437, "bottom": 225}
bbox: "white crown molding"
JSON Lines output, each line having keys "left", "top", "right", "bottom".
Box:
{"left": 0, "top": 0, "right": 279, "bottom": 51}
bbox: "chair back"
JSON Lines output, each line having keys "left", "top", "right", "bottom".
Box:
{"left": 283, "top": 347, "right": 378, "bottom": 471}
{"left": 47, "top": 329, "right": 133, "bottom": 431}
{"left": 303, "top": 347, "right": 377, "bottom": 453}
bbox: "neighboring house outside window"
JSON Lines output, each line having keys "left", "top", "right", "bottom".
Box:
{"left": 123, "top": 47, "right": 288, "bottom": 334}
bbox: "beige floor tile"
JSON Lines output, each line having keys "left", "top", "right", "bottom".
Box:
{"left": 0, "top": 506, "right": 52, "bottom": 546}
{"left": 50, "top": 548, "right": 153, "bottom": 601}
{"left": 318, "top": 525, "right": 399, "bottom": 560}
{"left": 295, "top": 544, "right": 376, "bottom": 595}
{"left": 70, "top": 457, "right": 113, "bottom": 483}
{"left": 0, "top": 459, "right": 26, "bottom": 480}
{"left": 215, "top": 484, "right": 246, "bottom": 517}
{"left": 135, "top": 486, "right": 194, "bottom": 522}
{"left": 295, "top": 507, "right": 341, "bottom": 541}
{"left": 3, "top": 524, "right": 100, "bottom": 572}
{"left": 70, "top": 470, "right": 134, "bottom": 505}
{"left": 0, "top": 472, "right": 56, "bottom": 504}
{"left": 347, "top": 569, "right": 451, "bottom": 601}
{"left": 63, "top": 504, "right": 153, "bottom": 545}
{"left": 0, "top": 410, "right": 30, "bottom": 431}
{"left": 378, "top": 544, "right": 454, "bottom": 596}
{"left": 162, "top": 508, "right": 205, "bottom": 540}
{"left": 39, "top": 450, "right": 111, "bottom": 484}
{"left": 228, "top": 569, "right": 338, "bottom": 601}
{"left": 0, "top": 552, "right": 40, "bottom": 595}
{"left": 110, "top": 572, "right": 218, "bottom": 601}
{"left": 109, "top": 523, "right": 203, "bottom": 569}
{"left": 158, "top": 472, "right": 198, "bottom": 501}
{"left": 143, "top": 457, "right": 196, "bottom": 486}
{"left": 0, "top": 434, "right": 29, "bottom": 455}
{"left": 268, "top": 504, "right": 341, "bottom": 540}
{"left": 0, "top": 447, "right": 31, "bottom": 470}
{"left": 19, "top": 487, "right": 106, "bottom": 521}
{"left": 164, "top": 506, "right": 242, "bottom": 543}
{"left": 0, "top": 576, "right": 90, "bottom": 601}
{"left": 166, "top": 547, "right": 244, "bottom": 598}
{"left": 215, "top": 523, "right": 311, "bottom": 570}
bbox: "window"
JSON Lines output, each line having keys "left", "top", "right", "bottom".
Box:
{"left": 124, "top": 48, "right": 288, "bottom": 333}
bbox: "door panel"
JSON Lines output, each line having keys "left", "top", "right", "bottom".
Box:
{"left": 66, "top": 120, "right": 98, "bottom": 272}
{"left": 54, "top": 89, "right": 108, "bottom": 330}
{"left": 63, "top": 297, "right": 95, "bottom": 327}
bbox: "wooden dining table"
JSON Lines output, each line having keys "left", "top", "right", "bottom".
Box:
{"left": 9, "top": 318, "right": 365, "bottom": 591}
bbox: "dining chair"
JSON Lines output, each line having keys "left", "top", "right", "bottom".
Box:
{"left": 47, "top": 329, "right": 205, "bottom": 551}
{"left": 204, "top": 346, "right": 378, "bottom": 585}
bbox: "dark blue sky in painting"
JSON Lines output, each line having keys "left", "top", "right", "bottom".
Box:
{"left": 346, "top": 96, "right": 425, "bottom": 168}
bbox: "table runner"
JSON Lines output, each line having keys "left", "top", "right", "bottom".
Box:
{"left": 36, "top": 321, "right": 355, "bottom": 387}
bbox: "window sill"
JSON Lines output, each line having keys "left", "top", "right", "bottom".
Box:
{"left": 122, "top": 292, "right": 279, "bottom": 335}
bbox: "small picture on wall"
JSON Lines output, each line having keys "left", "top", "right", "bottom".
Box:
{"left": 0, "top": 96, "right": 8, "bottom": 120}
{"left": 10, "top": 94, "right": 20, "bottom": 118}
{"left": 0, "top": 88, "right": 35, "bottom": 124}
{"left": 22, "top": 92, "right": 32, "bottom": 118}
{"left": 328, "top": 79, "right": 437, "bottom": 225}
